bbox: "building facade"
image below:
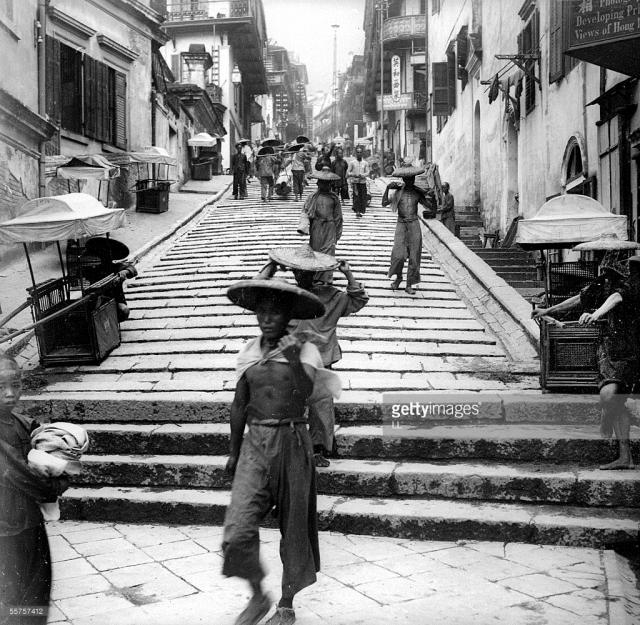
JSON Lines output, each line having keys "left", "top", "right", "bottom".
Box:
{"left": 0, "top": 0, "right": 170, "bottom": 262}
{"left": 160, "top": 0, "right": 269, "bottom": 169}
{"left": 427, "top": 0, "right": 640, "bottom": 241}
{"left": 362, "top": 0, "right": 427, "bottom": 164}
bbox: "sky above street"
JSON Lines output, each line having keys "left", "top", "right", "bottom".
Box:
{"left": 263, "top": 0, "right": 366, "bottom": 96}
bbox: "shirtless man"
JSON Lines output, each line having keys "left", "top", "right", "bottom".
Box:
{"left": 382, "top": 166, "right": 431, "bottom": 295}
{"left": 222, "top": 279, "right": 336, "bottom": 625}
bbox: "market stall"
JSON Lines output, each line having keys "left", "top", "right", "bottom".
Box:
{"left": 188, "top": 132, "right": 221, "bottom": 180}
{"left": 0, "top": 193, "right": 127, "bottom": 366}
{"left": 516, "top": 194, "right": 630, "bottom": 391}
{"left": 108, "top": 147, "right": 177, "bottom": 213}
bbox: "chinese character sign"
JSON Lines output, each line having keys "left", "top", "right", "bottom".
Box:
{"left": 391, "top": 55, "right": 401, "bottom": 102}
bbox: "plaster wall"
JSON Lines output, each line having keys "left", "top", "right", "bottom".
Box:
{"left": 428, "top": 0, "right": 475, "bottom": 207}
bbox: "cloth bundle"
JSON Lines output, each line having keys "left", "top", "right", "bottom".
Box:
{"left": 27, "top": 422, "right": 89, "bottom": 521}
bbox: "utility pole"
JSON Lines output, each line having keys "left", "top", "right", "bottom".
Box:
{"left": 375, "top": 1, "right": 389, "bottom": 163}
{"left": 331, "top": 24, "right": 340, "bottom": 138}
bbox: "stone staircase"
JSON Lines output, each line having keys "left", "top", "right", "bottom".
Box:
{"left": 456, "top": 206, "right": 543, "bottom": 300}
{"left": 54, "top": 408, "right": 640, "bottom": 548}
{"left": 19, "top": 181, "right": 639, "bottom": 550}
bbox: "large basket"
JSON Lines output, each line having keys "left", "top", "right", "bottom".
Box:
{"left": 539, "top": 320, "right": 603, "bottom": 391}
{"left": 546, "top": 261, "right": 599, "bottom": 306}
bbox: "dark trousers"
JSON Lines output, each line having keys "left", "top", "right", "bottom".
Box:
{"left": 352, "top": 183, "right": 367, "bottom": 214}
{"left": 0, "top": 524, "right": 51, "bottom": 625}
{"left": 233, "top": 171, "right": 247, "bottom": 198}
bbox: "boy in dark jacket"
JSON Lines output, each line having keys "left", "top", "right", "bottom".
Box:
{"left": 0, "top": 354, "right": 69, "bottom": 624}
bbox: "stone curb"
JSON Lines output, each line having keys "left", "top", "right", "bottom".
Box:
{"left": 421, "top": 217, "right": 539, "bottom": 350}
{"left": 129, "top": 182, "right": 232, "bottom": 265}
{"left": 603, "top": 550, "right": 640, "bottom": 625}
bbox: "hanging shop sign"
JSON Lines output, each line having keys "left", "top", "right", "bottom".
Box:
{"left": 566, "top": 0, "right": 640, "bottom": 77}
{"left": 391, "top": 55, "right": 402, "bottom": 103}
{"left": 377, "top": 93, "right": 413, "bottom": 111}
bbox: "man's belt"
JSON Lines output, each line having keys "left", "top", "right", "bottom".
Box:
{"left": 250, "top": 418, "right": 307, "bottom": 427}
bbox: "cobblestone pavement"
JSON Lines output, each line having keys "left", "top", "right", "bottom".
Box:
{"left": 44, "top": 520, "right": 634, "bottom": 625}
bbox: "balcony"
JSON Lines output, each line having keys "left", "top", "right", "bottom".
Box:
{"left": 164, "top": 0, "right": 268, "bottom": 94}
{"left": 382, "top": 14, "right": 425, "bottom": 45}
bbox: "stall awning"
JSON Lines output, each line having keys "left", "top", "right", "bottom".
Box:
{"left": 0, "top": 193, "right": 126, "bottom": 244}
{"left": 188, "top": 132, "right": 220, "bottom": 148}
{"left": 565, "top": 1, "right": 640, "bottom": 77}
{"left": 56, "top": 155, "right": 120, "bottom": 180}
{"left": 516, "top": 195, "right": 628, "bottom": 250}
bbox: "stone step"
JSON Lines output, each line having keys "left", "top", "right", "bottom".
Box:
{"left": 58, "top": 486, "right": 640, "bottom": 548}
{"left": 38, "top": 421, "right": 639, "bottom": 462}
{"left": 75, "top": 454, "right": 640, "bottom": 508}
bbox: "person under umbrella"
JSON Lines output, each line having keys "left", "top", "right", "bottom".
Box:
{"left": 222, "top": 279, "right": 340, "bottom": 625}
{"left": 382, "top": 165, "right": 431, "bottom": 295}
{"left": 80, "top": 237, "right": 138, "bottom": 321}
{"left": 259, "top": 245, "right": 369, "bottom": 467}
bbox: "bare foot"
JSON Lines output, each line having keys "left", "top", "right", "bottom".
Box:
{"left": 390, "top": 278, "right": 401, "bottom": 290}
{"left": 405, "top": 286, "right": 416, "bottom": 295}
{"left": 599, "top": 457, "right": 635, "bottom": 470}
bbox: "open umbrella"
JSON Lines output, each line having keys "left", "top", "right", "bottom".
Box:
{"left": 261, "top": 138, "right": 282, "bottom": 147}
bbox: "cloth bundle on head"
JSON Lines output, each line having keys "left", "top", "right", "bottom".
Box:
{"left": 391, "top": 165, "right": 425, "bottom": 178}
{"left": 311, "top": 167, "right": 340, "bottom": 182}
{"left": 28, "top": 422, "right": 90, "bottom": 521}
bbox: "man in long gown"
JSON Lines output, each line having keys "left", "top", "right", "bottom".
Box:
{"left": 297, "top": 167, "right": 342, "bottom": 283}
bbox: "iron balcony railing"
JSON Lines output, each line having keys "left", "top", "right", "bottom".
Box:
{"left": 166, "top": 0, "right": 254, "bottom": 22}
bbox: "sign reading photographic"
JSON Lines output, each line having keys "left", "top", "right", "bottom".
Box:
{"left": 566, "top": 0, "right": 640, "bottom": 77}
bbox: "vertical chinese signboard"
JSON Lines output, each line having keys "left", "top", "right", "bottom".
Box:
{"left": 566, "top": 0, "right": 640, "bottom": 77}
{"left": 391, "top": 55, "right": 401, "bottom": 103}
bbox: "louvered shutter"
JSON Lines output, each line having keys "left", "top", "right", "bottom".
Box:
{"left": 99, "top": 62, "right": 111, "bottom": 142}
{"left": 45, "top": 36, "right": 61, "bottom": 123}
{"left": 549, "top": 0, "right": 563, "bottom": 83}
{"left": 114, "top": 71, "right": 127, "bottom": 149}
{"left": 83, "top": 56, "right": 96, "bottom": 138}
{"left": 447, "top": 52, "right": 456, "bottom": 112}
{"left": 432, "top": 62, "right": 449, "bottom": 116}
{"left": 61, "top": 45, "right": 82, "bottom": 134}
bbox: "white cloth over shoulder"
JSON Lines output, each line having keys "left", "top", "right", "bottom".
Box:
{"left": 236, "top": 336, "right": 342, "bottom": 401}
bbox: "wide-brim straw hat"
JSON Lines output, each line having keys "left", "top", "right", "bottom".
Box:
{"left": 573, "top": 233, "right": 640, "bottom": 251}
{"left": 261, "top": 138, "right": 281, "bottom": 147}
{"left": 237, "top": 138, "right": 251, "bottom": 145}
{"left": 311, "top": 166, "right": 340, "bottom": 181}
{"left": 269, "top": 244, "right": 339, "bottom": 272}
{"left": 391, "top": 166, "right": 426, "bottom": 178}
{"left": 296, "top": 135, "right": 311, "bottom": 144}
{"left": 84, "top": 237, "right": 130, "bottom": 262}
{"left": 257, "top": 146, "right": 275, "bottom": 156}
{"left": 227, "top": 278, "right": 325, "bottom": 319}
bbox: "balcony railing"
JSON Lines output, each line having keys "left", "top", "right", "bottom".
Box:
{"left": 382, "top": 14, "right": 426, "bottom": 43}
{"left": 166, "top": 0, "right": 253, "bottom": 22}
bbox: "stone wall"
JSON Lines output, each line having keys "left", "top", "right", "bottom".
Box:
{"left": 422, "top": 217, "right": 539, "bottom": 364}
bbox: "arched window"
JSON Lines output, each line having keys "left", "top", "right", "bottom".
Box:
{"left": 561, "top": 136, "right": 595, "bottom": 196}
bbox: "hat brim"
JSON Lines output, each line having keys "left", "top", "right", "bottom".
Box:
{"left": 311, "top": 171, "right": 341, "bottom": 181}
{"left": 84, "top": 237, "right": 130, "bottom": 261}
{"left": 391, "top": 167, "right": 426, "bottom": 178}
{"left": 227, "top": 279, "right": 325, "bottom": 319}
{"left": 574, "top": 240, "right": 640, "bottom": 251}
{"left": 269, "top": 247, "right": 339, "bottom": 272}
{"left": 257, "top": 146, "right": 275, "bottom": 156}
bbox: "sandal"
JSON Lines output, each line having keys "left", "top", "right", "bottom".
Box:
{"left": 265, "top": 606, "right": 296, "bottom": 625}
{"left": 234, "top": 593, "right": 271, "bottom": 625}
{"left": 314, "top": 453, "right": 330, "bottom": 468}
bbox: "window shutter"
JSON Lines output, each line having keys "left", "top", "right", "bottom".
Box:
{"left": 549, "top": 0, "right": 563, "bottom": 83}
{"left": 447, "top": 52, "right": 456, "bottom": 112}
{"left": 83, "top": 56, "right": 96, "bottom": 138}
{"left": 432, "top": 62, "right": 449, "bottom": 116}
{"left": 61, "top": 45, "right": 82, "bottom": 134}
{"left": 45, "top": 36, "right": 61, "bottom": 123}
{"left": 171, "top": 54, "right": 181, "bottom": 82}
{"left": 99, "top": 62, "right": 111, "bottom": 142}
{"left": 114, "top": 71, "right": 127, "bottom": 149}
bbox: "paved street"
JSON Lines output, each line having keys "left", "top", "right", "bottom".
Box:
{"left": 44, "top": 519, "right": 635, "bottom": 625}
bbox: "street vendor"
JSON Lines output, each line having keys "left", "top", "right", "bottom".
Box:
{"left": 258, "top": 246, "right": 369, "bottom": 466}
{"left": 80, "top": 237, "right": 137, "bottom": 321}
{"left": 532, "top": 250, "right": 640, "bottom": 470}
{"left": 222, "top": 279, "right": 340, "bottom": 625}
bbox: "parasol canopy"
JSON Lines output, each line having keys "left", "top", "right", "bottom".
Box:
{"left": 0, "top": 193, "right": 126, "bottom": 244}
{"left": 515, "top": 194, "right": 628, "bottom": 250}
{"left": 187, "top": 133, "right": 219, "bottom": 148}
{"left": 56, "top": 155, "right": 120, "bottom": 180}
{"left": 108, "top": 146, "right": 178, "bottom": 167}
